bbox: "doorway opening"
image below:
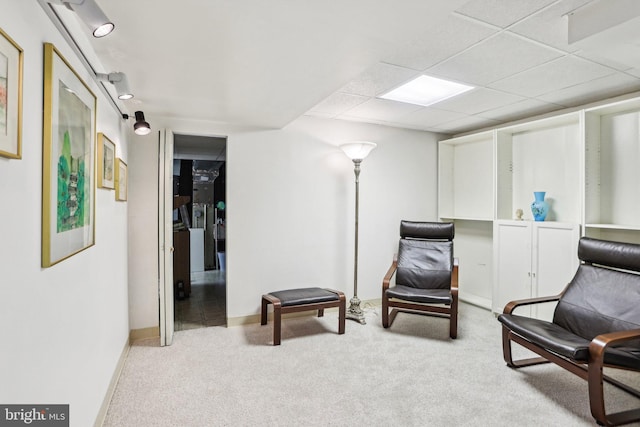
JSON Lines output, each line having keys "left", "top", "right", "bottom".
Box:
{"left": 172, "top": 134, "right": 227, "bottom": 331}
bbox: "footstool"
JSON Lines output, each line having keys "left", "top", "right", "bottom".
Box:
{"left": 261, "top": 287, "right": 346, "bottom": 345}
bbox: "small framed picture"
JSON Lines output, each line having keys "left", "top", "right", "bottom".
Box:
{"left": 97, "top": 133, "right": 116, "bottom": 189}
{"left": 115, "top": 158, "right": 127, "bottom": 201}
{"left": 0, "top": 27, "right": 23, "bottom": 159}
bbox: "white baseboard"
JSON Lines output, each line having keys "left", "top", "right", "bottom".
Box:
{"left": 94, "top": 338, "right": 130, "bottom": 427}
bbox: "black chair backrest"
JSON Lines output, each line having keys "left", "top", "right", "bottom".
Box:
{"left": 396, "top": 221, "right": 454, "bottom": 290}
{"left": 553, "top": 237, "right": 640, "bottom": 340}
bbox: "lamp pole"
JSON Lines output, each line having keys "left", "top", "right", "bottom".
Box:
{"left": 347, "top": 158, "right": 365, "bottom": 324}
{"left": 339, "top": 141, "right": 376, "bottom": 325}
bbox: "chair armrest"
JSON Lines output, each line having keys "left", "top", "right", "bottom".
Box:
{"left": 451, "top": 258, "right": 459, "bottom": 292}
{"left": 589, "top": 328, "right": 640, "bottom": 361}
{"left": 503, "top": 294, "right": 561, "bottom": 315}
{"left": 383, "top": 259, "right": 397, "bottom": 291}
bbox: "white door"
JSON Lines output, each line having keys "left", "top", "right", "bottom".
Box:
{"left": 493, "top": 220, "right": 532, "bottom": 315}
{"left": 159, "top": 129, "right": 174, "bottom": 346}
{"left": 532, "top": 222, "right": 580, "bottom": 321}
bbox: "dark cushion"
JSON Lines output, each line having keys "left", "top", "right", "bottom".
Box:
{"left": 553, "top": 264, "right": 640, "bottom": 343}
{"left": 578, "top": 237, "right": 640, "bottom": 272}
{"left": 386, "top": 285, "right": 452, "bottom": 304}
{"left": 396, "top": 239, "right": 453, "bottom": 289}
{"left": 499, "top": 313, "right": 592, "bottom": 360}
{"left": 498, "top": 313, "right": 640, "bottom": 369}
{"left": 400, "top": 220, "right": 454, "bottom": 240}
{"left": 267, "top": 287, "right": 338, "bottom": 307}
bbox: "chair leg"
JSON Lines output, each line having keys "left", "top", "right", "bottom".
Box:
{"left": 318, "top": 308, "right": 324, "bottom": 317}
{"left": 382, "top": 294, "right": 390, "bottom": 328}
{"left": 450, "top": 298, "right": 458, "bottom": 339}
{"left": 588, "top": 347, "right": 640, "bottom": 426}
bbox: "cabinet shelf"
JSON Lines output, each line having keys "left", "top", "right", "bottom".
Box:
{"left": 438, "top": 131, "right": 494, "bottom": 220}
{"left": 495, "top": 111, "right": 581, "bottom": 223}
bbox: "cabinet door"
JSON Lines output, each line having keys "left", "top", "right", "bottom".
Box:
{"left": 493, "top": 221, "right": 532, "bottom": 314}
{"left": 532, "top": 222, "right": 580, "bottom": 320}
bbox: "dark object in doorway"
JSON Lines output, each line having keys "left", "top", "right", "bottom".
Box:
{"left": 176, "top": 281, "right": 186, "bottom": 300}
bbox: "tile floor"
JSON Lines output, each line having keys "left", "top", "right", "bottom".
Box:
{"left": 174, "top": 270, "right": 226, "bottom": 331}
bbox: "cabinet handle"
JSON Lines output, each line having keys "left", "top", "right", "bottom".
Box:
{"left": 528, "top": 272, "right": 531, "bottom": 277}
{"left": 532, "top": 272, "right": 536, "bottom": 278}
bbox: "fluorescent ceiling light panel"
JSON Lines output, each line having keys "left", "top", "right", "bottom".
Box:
{"left": 379, "top": 75, "right": 474, "bottom": 107}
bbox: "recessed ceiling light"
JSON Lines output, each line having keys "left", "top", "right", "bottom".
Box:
{"left": 379, "top": 75, "right": 474, "bottom": 107}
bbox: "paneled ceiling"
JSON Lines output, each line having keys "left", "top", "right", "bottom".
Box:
{"left": 44, "top": 0, "right": 640, "bottom": 135}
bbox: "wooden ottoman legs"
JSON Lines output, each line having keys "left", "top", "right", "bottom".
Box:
{"left": 261, "top": 294, "right": 282, "bottom": 345}
{"left": 261, "top": 289, "right": 345, "bottom": 346}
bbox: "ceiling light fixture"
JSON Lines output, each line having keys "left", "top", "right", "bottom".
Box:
{"left": 96, "top": 72, "right": 133, "bottom": 100}
{"left": 379, "top": 75, "right": 474, "bottom": 107}
{"left": 47, "top": 0, "right": 115, "bottom": 38}
{"left": 122, "top": 111, "right": 151, "bottom": 136}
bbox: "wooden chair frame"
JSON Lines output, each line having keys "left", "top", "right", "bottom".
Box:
{"left": 382, "top": 257, "right": 459, "bottom": 339}
{"left": 502, "top": 296, "right": 640, "bottom": 426}
{"left": 261, "top": 289, "right": 345, "bottom": 346}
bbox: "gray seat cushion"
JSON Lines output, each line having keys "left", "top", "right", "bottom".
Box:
{"left": 268, "top": 287, "right": 338, "bottom": 307}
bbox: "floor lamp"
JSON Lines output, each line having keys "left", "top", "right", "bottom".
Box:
{"left": 339, "top": 141, "right": 377, "bottom": 324}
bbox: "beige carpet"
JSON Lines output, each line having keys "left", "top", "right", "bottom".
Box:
{"left": 104, "top": 303, "right": 640, "bottom": 426}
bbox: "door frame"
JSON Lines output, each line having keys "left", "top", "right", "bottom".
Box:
{"left": 158, "top": 129, "right": 174, "bottom": 346}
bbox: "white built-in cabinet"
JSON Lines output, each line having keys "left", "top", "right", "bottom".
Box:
{"left": 438, "top": 92, "right": 640, "bottom": 313}
{"left": 493, "top": 221, "right": 580, "bottom": 320}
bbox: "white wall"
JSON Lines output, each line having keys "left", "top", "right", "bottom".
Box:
{"left": 0, "top": 2, "right": 130, "bottom": 426}
{"left": 128, "top": 115, "right": 441, "bottom": 327}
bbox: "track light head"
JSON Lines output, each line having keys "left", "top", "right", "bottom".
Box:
{"left": 48, "top": 0, "right": 114, "bottom": 38}
{"left": 133, "top": 111, "right": 151, "bottom": 135}
{"left": 97, "top": 72, "right": 133, "bottom": 100}
{"left": 122, "top": 111, "right": 152, "bottom": 136}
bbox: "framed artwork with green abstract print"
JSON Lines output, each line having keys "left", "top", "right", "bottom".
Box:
{"left": 42, "top": 43, "right": 96, "bottom": 267}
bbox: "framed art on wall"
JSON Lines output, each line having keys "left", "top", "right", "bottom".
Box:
{"left": 97, "top": 132, "right": 115, "bottom": 189}
{"left": 0, "top": 27, "right": 23, "bottom": 159}
{"left": 42, "top": 43, "right": 96, "bottom": 267}
{"left": 115, "top": 158, "right": 127, "bottom": 201}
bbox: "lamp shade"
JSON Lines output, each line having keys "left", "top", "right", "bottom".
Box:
{"left": 339, "top": 141, "right": 377, "bottom": 161}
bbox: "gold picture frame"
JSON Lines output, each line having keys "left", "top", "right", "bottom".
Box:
{"left": 97, "top": 132, "right": 116, "bottom": 189}
{"left": 0, "top": 27, "right": 23, "bottom": 159}
{"left": 115, "top": 158, "right": 127, "bottom": 201}
{"left": 42, "top": 43, "right": 97, "bottom": 267}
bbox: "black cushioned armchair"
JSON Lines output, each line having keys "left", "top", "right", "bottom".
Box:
{"left": 382, "top": 220, "right": 458, "bottom": 338}
{"left": 498, "top": 237, "right": 640, "bottom": 426}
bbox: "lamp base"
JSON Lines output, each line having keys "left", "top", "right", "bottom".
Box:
{"left": 346, "top": 295, "right": 366, "bottom": 325}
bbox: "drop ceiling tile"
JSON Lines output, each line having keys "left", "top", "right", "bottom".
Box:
{"left": 489, "top": 55, "right": 617, "bottom": 97}
{"left": 307, "top": 92, "right": 369, "bottom": 116}
{"left": 454, "top": 0, "right": 557, "bottom": 28}
{"left": 574, "top": 49, "right": 635, "bottom": 72}
{"left": 432, "top": 115, "right": 501, "bottom": 134}
{"left": 339, "top": 98, "right": 423, "bottom": 122}
{"left": 477, "top": 98, "right": 563, "bottom": 122}
{"left": 339, "top": 63, "right": 418, "bottom": 97}
{"left": 509, "top": 0, "right": 594, "bottom": 52}
{"left": 432, "top": 87, "right": 525, "bottom": 115}
{"left": 427, "top": 32, "right": 563, "bottom": 85}
{"left": 536, "top": 72, "right": 640, "bottom": 106}
{"left": 394, "top": 107, "right": 468, "bottom": 128}
{"left": 383, "top": 14, "right": 497, "bottom": 71}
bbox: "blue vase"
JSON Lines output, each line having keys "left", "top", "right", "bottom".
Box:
{"left": 531, "top": 191, "right": 549, "bottom": 221}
